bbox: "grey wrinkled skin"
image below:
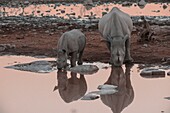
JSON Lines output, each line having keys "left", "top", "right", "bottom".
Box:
{"left": 57, "top": 29, "right": 86, "bottom": 70}
{"left": 57, "top": 49, "right": 68, "bottom": 70}
{"left": 98, "top": 7, "right": 133, "bottom": 66}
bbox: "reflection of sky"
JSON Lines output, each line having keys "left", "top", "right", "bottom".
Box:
{"left": 0, "top": 3, "right": 170, "bottom": 18}
{"left": 0, "top": 55, "right": 170, "bottom": 113}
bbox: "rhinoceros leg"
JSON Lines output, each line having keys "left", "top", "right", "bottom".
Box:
{"left": 105, "top": 41, "right": 113, "bottom": 64}
{"left": 77, "top": 50, "right": 84, "bottom": 65}
{"left": 70, "top": 52, "right": 77, "bottom": 67}
{"left": 106, "top": 41, "right": 111, "bottom": 51}
{"left": 124, "top": 38, "right": 133, "bottom": 63}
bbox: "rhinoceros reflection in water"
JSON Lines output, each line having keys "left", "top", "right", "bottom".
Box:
{"left": 54, "top": 70, "right": 87, "bottom": 103}
{"left": 100, "top": 64, "right": 134, "bottom": 113}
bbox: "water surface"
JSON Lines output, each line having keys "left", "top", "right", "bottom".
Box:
{"left": 0, "top": 55, "right": 170, "bottom": 113}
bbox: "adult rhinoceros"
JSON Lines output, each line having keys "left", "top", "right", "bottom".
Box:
{"left": 57, "top": 29, "right": 86, "bottom": 70}
{"left": 98, "top": 7, "right": 133, "bottom": 66}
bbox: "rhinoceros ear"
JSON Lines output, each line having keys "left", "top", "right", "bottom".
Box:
{"left": 53, "top": 86, "right": 58, "bottom": 91}
{"left": 58, "top": 49, "right": 66, "bottom": 54}
{"left": 62, "top": 49, "right": 66, "bottom": 53}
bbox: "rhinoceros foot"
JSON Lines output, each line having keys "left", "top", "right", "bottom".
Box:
{"left": 77, "top": 61, "right": 83, "bottom": 65}
{"left": 124, "top": 58, "right": 134, "bottom": 64}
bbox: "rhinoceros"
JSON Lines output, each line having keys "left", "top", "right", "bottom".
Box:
{"left": 54, "top": 70, "right": 87, "bottom": 103}
{"left": 100, "top": 65, "right": 134, "bottom": 113}
{"left": 98, "top": 7, "right": 133, "bottom": 66}
{"left": 57, "top": 29, "right": 86, "bottom": 70}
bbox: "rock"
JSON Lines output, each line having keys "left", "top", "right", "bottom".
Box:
{"left": 105, "top": 8, "right": 109, "bottom": 11}
{"left": 45, "top": 30, "right": 50, "bottom": 33}
{"left": 11, "top": 2, "right": 18, "bottom": 7}
{"left": 55, "top": 3, "right": 60, "bottom": 7}
{"left": 152, "top": 10, "right": 160, "bottom": 13}
{"left": 122, "top": 1, "right": 133, "bottom": 7}
{"left": 152, "top": 70, "right": 165, "bottom": 75}
{"left": 91, "top": 18, "right": 99, "bottom": 22}
{"left": 68, "top": 65, "right": 99, "bottom": 75}
{"left": 5, "top": 60, "right": 56, "bottom": 73}
{"left": 85, "top": 24, "right": 91, "bottom": 29}
{"left": 159, "top": 66, "right": 170, "bottom": 70}
{"left": 69, "top": 12, "right": 75, "bottom": 15}
{"left": 83, "top": 0, "right": 93, "bottom": 6}
{"left": 81, "top": 88, "right": 118, "bottom": 100}
{"left": 167, "top": 71, "right": 170, "bottom": 76}
{"left": 0, "top": 29, "right": 4, "bottom": 33}
{"left": 2, "top": 35, "right": 7, "bottom": 38}
{"left": 32, "top": 29, "right": 36, "bottom": 32}
{"left": 143, "top": 44, "right": 148, "bottom": 47}
{"left": 163, "top": 4, "right": 167, "bottom": 9}
{"left": 85, "top": 23, "right": 96, "bottom": 29}
{"left": 46, "top": 10, "right": 51, "bottom": 13}
{"left": 138, "top": 0, "right": 147, "bottom": 9}
{"left": 140, "top": 70, "right": 152, "bottom": 76}
{"left": 166, "top": 58, "right": 170, "bottom": 63}
{"left": 81, "top": 93, "right": 99, "bottom": 100}
{"left": 49, "top": 32, "right": 54, "bottom": 35}
{"left": 90, "top": 89, "right": 118, "bottom": 95}
{"left": 161, "top": 57, "right": 170, "bottom": 65}
{"left": 140, "top": 68, "right": 165, "bottom": 78}
{"left": 102, "top": 12, "right": 107, "bottom": 16}
{"left": 37, "top": 10, "right": 41, "bottom": 13}
{"left": 0, "top": 44, "right": 15, "bottom": 52}
{"left": 24, "top": 1, "right": 29, "bottom": 5}
{"left": 57, "top": 26, "right": 69, "bottom": 30}
{"left": 97, "top": 84, "right": 117, "bottom": 90}
{"left": 0, "top": 46, "right": 6, "bottom": 52}
{"left": 138, "top": 0, "right": 147, "bottom": 6}
{"left": 61, "top": 10, "right": 65, "bottom": 14}
{"left": 164, "top": 97, "right": 170, "bottom": 100}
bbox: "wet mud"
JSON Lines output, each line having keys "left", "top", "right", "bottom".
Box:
{"left": 0, "top": 21, "right": 170, "bottom": 64}
{"left": 0, "top": 1, "right": 170, "bottom": 65}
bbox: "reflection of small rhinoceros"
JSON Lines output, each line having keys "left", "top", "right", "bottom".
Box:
{"left": 57, "top": 29, "right": 86, "bottom": 70}
{"left": 98, "top": 7, "right": 133, "bottom": 66}
{"left": 54, "top": 70, "right": 87, "bottom": 103}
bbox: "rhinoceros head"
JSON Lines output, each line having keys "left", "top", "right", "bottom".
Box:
{"left": 57, "top": 49, "right": 67, "bottom": 70}
{"left": 110, "top": 36, "right": 128, "bottom": 66}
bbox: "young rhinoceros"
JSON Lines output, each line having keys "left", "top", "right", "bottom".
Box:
{"left": 57, "top": 29, "right": 86, "bottom": 70}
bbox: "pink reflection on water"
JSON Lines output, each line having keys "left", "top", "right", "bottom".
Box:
{"left": 0, "top": 56, "right": 170, "bottom": 113}
{"left": 1, "top": 3, "right": 170, "bottom": 18}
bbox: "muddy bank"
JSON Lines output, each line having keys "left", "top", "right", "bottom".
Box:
{"left": 1, "top": 16, "right": 170, "bottom": 28}
{"left": 0, "top": 15, "right": 170, "bottom": 64}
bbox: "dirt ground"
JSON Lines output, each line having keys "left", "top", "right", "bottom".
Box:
{"left": 0, "top": 24, "right": 170, "bottom": 64}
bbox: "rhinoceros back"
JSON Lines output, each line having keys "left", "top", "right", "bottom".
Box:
{"left": 57, "top": 29, "right": 86, "bottom": 54}
{"left": 99, "top": 7, "right": 133, "bottom": 40}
